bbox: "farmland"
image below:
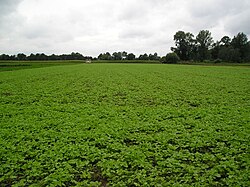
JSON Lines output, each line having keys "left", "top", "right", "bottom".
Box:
{"left": 0, "top": 61, "right": 82, "bottom": 72}
{"left": 0, "top": 63, "right": 249, "bottom": 186}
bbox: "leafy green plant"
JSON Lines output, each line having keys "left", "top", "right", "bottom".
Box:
{"left": 0, "top": 63, "right": 249, "bottom": 186}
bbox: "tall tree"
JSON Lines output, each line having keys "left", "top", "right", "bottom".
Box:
{"left": 196, "top": 30, "right": 213, "bottom": 61}
{"left": 220, "top": 36, "right": 231, "bottom": 46}
{"left": 153, "top": 52, "right": 160, "bottom": 60}
{"left": 98, "top": 52, "right": 112, "bottom": 60}
{"left": 218, "top": 46, "right": 241, "bottom": 62}
{"left": 148, "top": 53, "right": 160, "bottom": 60}
{"left": 17, "top": 53, "right": 26, "bottom": 61}
{"left": 127, "top": 53, "right": 136, "bottom": 60}
{"left": 138, "top": 53, "right": 149, "bottom": 60}
{"left": 112, "top": 52, "right": 122, "bottom": 60}
{"left": 231, "top": 32, "right": 249, "bottom": 60}
{"left": 121, "top": 51, "right": 128, "bottom": 60}
{"left": 211, "top": 41, "right": 221, "bottom": 60}
{"left": 172, "top": 31, "right": 195, "bottom": 61}
{"left": 0, "top": 54, "right": 11, "bottom": 60}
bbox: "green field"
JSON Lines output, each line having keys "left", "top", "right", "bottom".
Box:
{"left": 0, "top": 63, "right": 249, "bottom": 186}
{"left": 0, "top": 61, "right": 83, "bottom": 72}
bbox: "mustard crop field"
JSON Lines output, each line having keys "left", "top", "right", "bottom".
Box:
{"left": 0, "top": 63, "right": 249, "bottom": 186}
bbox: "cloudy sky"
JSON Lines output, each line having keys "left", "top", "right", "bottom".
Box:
{"left": 0, "top": 0, "right": 249, "bottom": 57}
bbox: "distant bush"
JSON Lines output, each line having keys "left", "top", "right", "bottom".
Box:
{"left": 162, "top": 52, "right": 180, "bottom": 64}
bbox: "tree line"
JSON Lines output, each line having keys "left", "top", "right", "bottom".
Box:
{"left": 97, "top": 52, "right": 160, "bottom": 61}
{"left": 168, "top": 30, "right": 250, "bottom": 63}
{"left": 0, "top": 30, "right": 249, "bottom": 63}
{"left": 0, "top": 52, "right": 93, "bottom": 61}
{"left": 0, "top": 51, "right": 161, "bottom": 61}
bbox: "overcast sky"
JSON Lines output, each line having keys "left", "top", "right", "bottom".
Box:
{"left": 0, "top": 0, "right": 249, "bottom": 57}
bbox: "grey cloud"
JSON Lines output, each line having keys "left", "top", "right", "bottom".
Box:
{"left": 187, "top": 0, "right": 250, "bottom": 28}
{"left": 189, "top": 0, "right": 246, "bottom": 17}
{"left": 225, "top": 11, "right": 250, "bottom": 36}
{"left": 117, "top": 1, "right": 150, "bottom": 24}
{"left": 0, "top": 0, "right": 24, "bottom": 37}
{"left": 0, "top": 0, "right": 22, "bottom": 15}
{"left": 119, "top": 27, "right": 154, "bottom": 39}
{"left": 118, "top": 8, "right": 148, "bottom": 23}
{"left": 117, "top": 0, "right": 173, "bottom": 23}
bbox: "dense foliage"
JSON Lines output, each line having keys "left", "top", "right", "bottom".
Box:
{"left": 97, "top": 52, "right": 160, "bottom": 61}
{"left": 0, "top": 63, "right": 249, "bottom": 186}
{"left": 171, "top": 30, "right": 250, "bottom": 62}
{"left": 161, "top": 52, "right": 180, "bottom": 64}
{"left": 0, "top": 52, "right": 93, "bottom": 61}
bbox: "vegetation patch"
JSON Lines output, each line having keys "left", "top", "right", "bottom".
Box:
{"left": 0, "top": 63, "right": 249, "bottom": 186}
{"left": 0, "top": 61, "right": 81, "bottom": 71}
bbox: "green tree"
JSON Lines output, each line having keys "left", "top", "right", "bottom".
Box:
{"left": 196, "top": 30, "right": 213, "bottom": 61}
{"left": 218, "top": 46, "right": 241, "bottom": 62}
{"left": 220, "top": 36, "right": 231, "bottom": 46}
{"left": 112, "top": 52, "right": 122, "bottom": 60}
{"left": 98, "top": 52, "right": 112, "bottom": 60}
{"left": 148, "top": 53, "right": 160, "bottom": 60}
{"left": 172, "top": 31, "right": 195, "bottom": 60}
{"left": 211, "top": 36, "right": 233, "bottom": 61}
{"left": 121, "top": 51, "right": 127, "bottom": 60}
{"left": 0, "top": 54, "right": 11, "bottom": 60}
{"left": 162, "top": 52, "right": 180, "bottom": 64}
{"left": 231, "top": 32, "right": 249, "bottom": 61}
{"left": 17, "top": 53, "right": 27, "bottom": 61}
{"left": 49, "top": 54, "right": 60, "bottom": 60}
{"left": 127, "top": 53, "right": 136, "bottom": 60}
{"left": 153, "top": 52, "right": 160, "bottom": 60}
{"left": 138, "top": 53, "right": 149, "bottom": 60}
{"left": 70, "top": 52, "right": 84, "bottom": 60}
{"left": 211, "top": 41, "right": 221, "bottom": 60}
{"left": 105, "top": 52, "right": 112, "bottom": 60}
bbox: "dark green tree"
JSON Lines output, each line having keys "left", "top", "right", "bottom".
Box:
{"left": 211, "top": 41, "right": 221, "bottom": 60}
{"left": 112, "top": 52, "right": 122, "bottom": 60}
{"left": 121, "top": 51, "right": 127, "bottom": 60}
{"left": 161, "top": 52, "right": 180, "bottom": 64}
{"left": 153, "top": 52, "right": 160, "bottom": 60}
{"left": 127, "top": 53, "right": 136, "bottom": 60}
{"left": 70, "top": 52, "right": 84, "bottom": 60}
{"left": 148, "top": 53, "right": 160, "bottom": 60}
{"left": 231, "top": 32, "right": 249, "bottom": 61}
{"left": 98, "top": 52, "right": 112, "bottom": 60}
{"left": 220, "top": 36, "right": 231, "bottom": 46}
{"left": 172, "top": 31, "right": 195, "bottom": 61}
{"left": 196, "top": 30, "right": 213, "bottom": 61}
{"left": 0, "top": 54, "right": 11, "bottom": 60}
{"left": 17, "top": 53, "right": 26, "bottom": 61}
{"left": 211, "top": 36, "right": 233, "bottom": 62}
{"left": 218, "top": 46, "right": 241, "bottom": 62}
{"left": 49, "top": 54, "right": 60, "bottom": 60}
{"left": 138, "top": 53, "right": 149, "bottom": 60}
